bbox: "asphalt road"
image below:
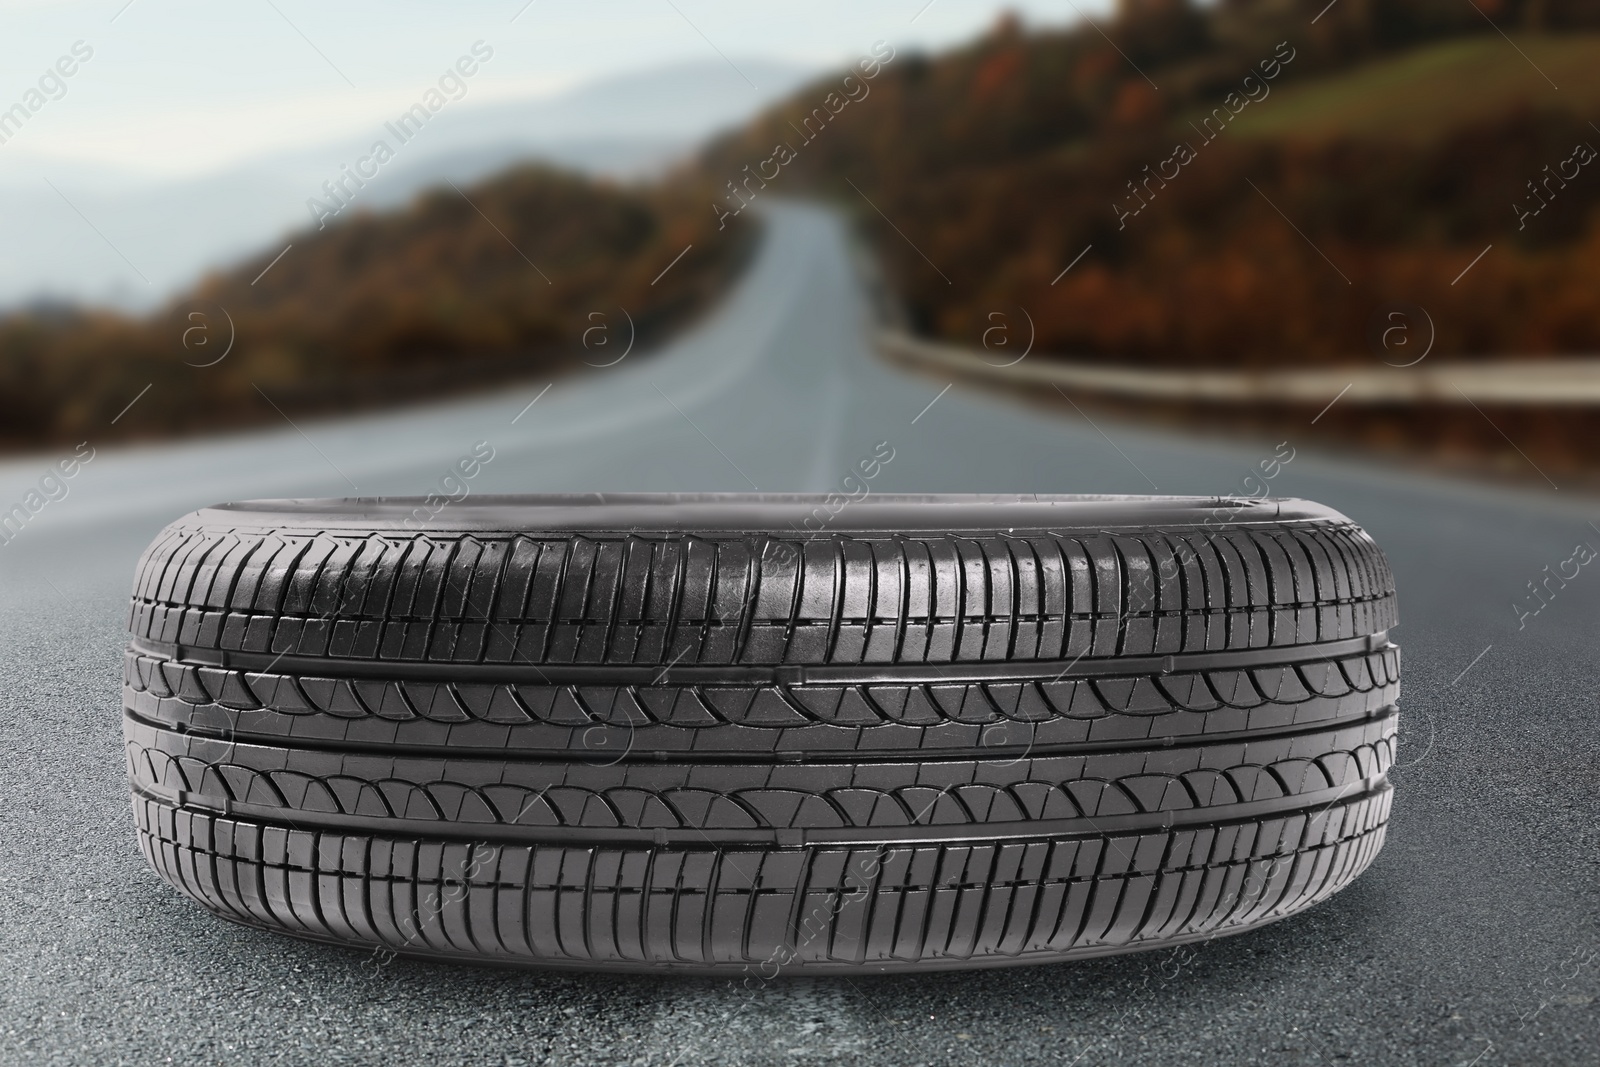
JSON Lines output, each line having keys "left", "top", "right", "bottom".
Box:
{"left": 0, "top": 202, "right": 1596, "bottom": 1066}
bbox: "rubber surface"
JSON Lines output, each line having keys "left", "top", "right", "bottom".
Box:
{"left": 123, "top": 493, "right": 1400, "bottom": 973}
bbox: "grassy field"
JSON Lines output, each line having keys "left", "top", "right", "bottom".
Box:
{"left": 1227, "top": 33, "right": 1600, "bottom": 141}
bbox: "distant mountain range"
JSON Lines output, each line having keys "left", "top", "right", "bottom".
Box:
{"left": 0, "top": 58, "right": 812, "bottom": 312}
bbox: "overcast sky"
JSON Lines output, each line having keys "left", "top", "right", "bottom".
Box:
{"left": 0, "top": 0, "right": 1113, "bottom": 178}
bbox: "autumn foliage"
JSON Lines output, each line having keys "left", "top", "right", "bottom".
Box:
{"left": 0, "top": 168, "right": 746, "bottom": 448}
{"left": 701, "top": 0, "right": 1600, "bottom": 367}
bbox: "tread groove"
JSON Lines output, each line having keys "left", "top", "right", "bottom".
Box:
{"left": 125, "top": 496, "right": 1398, "bottom": 973}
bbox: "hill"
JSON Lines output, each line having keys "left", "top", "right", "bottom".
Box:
{"left": 0, "top": 167, "right": 746, "bottom": 449}
{"left": 700, "top": 1, "right": 1600, "bottom": 367}
{"left": 9, "top": 0, "right": 1600, "bottom": 469}
{"left": 1226, "top": 32, "right": 1600, "bottom": 141}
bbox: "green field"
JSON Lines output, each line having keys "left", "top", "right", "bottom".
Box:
{"left": 1224, "top": 33, "right": 1600, "bottom": 141}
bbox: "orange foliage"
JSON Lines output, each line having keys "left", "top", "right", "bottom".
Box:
{"left": 1109, "top": 81, "right": 1161, "bottom": 125}
{"left": 699, "top": 1, "right": 1600, "bottom": 368}
{"left": 973, "top": 47, "right": 1025, "bottom": 100}
{"left": 0, "top": 167, "right": 748, "bottom": 447}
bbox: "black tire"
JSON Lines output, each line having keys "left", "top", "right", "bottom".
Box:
{"left": 124, "top": 494, "right": 1399, "bottom": 974}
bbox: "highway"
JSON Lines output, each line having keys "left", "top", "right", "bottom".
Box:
{"left": 0, "top": 201, "right": 1595, "bottom": 1065}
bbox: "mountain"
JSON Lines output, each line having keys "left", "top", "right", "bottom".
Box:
{"left": 13, "top": 0, "right": 1600, "bottom": 469}
{"left": 0, "top": 59, "right": 811, "bottom": 313}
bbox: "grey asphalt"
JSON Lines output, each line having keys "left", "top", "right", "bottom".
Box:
{"left": 0, "top": 202, "right": 1595, "bottom": 1066}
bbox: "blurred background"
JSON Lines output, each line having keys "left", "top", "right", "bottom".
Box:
{"left": 4, "top": 0, "right": 1599, "bottom": 481}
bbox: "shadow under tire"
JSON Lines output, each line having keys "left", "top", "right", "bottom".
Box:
{"left": 123, "top": 493, "right": 1400, "bottom": 974}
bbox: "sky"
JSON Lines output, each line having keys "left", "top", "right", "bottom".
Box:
{"left": 0, "top": 0, "right": 1113, "bottom": 179}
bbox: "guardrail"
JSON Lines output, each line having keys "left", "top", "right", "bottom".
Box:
{"left": 877, "top": 330, "right": 1600, "bottom": 406}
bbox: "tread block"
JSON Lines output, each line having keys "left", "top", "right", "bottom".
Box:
{"left": 124, "top": 501, "right": 1398, "bottom": 973}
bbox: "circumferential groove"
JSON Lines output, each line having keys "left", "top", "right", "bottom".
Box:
{"left": 124, "top": 495, "right": 1400, "bottom": 973}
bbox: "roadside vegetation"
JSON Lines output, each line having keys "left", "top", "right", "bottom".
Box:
{"left": 698, "top": 0, "right": 1600, "bottom": 479}
{"left": 0, "top": 167, "right": 747, "bottom": 450}
{"left": 8, "top": 0, "right": 1600, "bottom": 481}
{"left": 705, "top": 1, "right": 1600, "bottom": 364}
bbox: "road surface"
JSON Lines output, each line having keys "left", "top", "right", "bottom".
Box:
{"left": 0, "top": 202, "right": 1595, "bottom": 1066}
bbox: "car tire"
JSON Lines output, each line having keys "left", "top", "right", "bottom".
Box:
{"left": 123, "top": 493, "right": 1399, "bottom": 974}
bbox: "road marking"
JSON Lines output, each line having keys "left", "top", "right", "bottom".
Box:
{"left": 911, "top": 383, "right": 952, "bottom": 424}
